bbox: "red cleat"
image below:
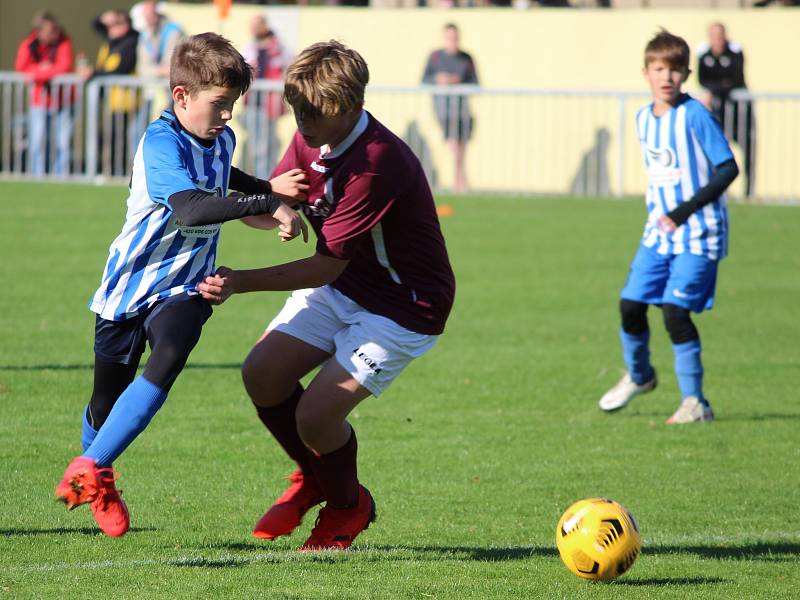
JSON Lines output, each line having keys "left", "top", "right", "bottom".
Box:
{"left": 253, "top": 470, "right": 324, "bottom": 540}
{"left": 90, "top": 469, "right": 130, "bottom": 538}
{"left": 54, "top": 456, "right": 100, "bottom": 510}
{"left": 299, "top": 485, "right": 376, "bottom": 552}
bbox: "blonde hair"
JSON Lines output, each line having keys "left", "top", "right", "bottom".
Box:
{"left": 170, "top": 33, "right": 252, "bottom": 96}
{"left": 644, "top": 29, "right": 690, "bottom": 73}
{"left": 284, "top": 41, "right": 369, "bottom": 118}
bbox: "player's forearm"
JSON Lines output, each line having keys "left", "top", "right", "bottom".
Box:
{"left": 229, "top": 167, "right": 272, "bottom": 195}
{"left": 168, "top": 189, "right": 282, "bottom": 226}
{"left": 666, "top": 159, "right": 739, "bottom": 226}
{"left": 234, "top": 255, "right": 348, "bottom": 293}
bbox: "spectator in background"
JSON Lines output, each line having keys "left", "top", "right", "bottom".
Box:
{"left": 14, "top": 12, "right": 74, "bottom": 176}
{"left": 242, "top": 14, "right": 291, "bottom": 177}
{"left": 135, "top": 1, "right": 182, "bottom": 80}
{"left": 698, "top": 23, "right": 755, "bottom": 196}
{"left": 78, "top": 10, "right": 139, "bottom": 177}
{"left": 133, "top": 1, "right": 184, "bottom": 141}
{"left": 422, "top": 23, "right": 478, "bottom": 194}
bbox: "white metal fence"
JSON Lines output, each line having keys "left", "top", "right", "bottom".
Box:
{"left": 1, "top": 72, "right": 797, "bottom": 202}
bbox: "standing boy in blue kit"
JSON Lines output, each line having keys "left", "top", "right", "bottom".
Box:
{"left": 599, "top": 30, "right": 738, "bottom": 424}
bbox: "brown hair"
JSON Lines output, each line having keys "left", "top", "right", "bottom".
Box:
{"left": 170, "top": 33, "right": 252, "bottom": 96}
{"left": 644, "top": 29, "right": 690, "bottom": 72}
{"left": 284, "top": 40, "right": 369, "bottom": 118}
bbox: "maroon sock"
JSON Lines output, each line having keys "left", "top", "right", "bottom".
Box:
{"left": 309, "top": 428, "right": 359, "bottom": 509}
{"left": 254, "top": 383, "right": 312, "bottom": 473}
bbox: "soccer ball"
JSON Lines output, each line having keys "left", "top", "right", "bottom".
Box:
{"left": 555, "top": 498, "right": 641, "bottom": 582}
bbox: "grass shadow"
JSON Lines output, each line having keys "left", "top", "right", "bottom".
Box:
{"left": 169, "top": 556, "right": 247, "bottom": 569}
{"left": 645, "top": 542, "right": 800, "bottom": 561}
{"left": 615, "top": 576, "right": 727, "bottom": 586}
{"left": 0, "top": 363, "right": 241, "bottom": 371}
{"left": 0, "top": 526, "right": 156, "bottom": 537}
{"left": 206, "top": 542, "right": 555, "bottom": 562}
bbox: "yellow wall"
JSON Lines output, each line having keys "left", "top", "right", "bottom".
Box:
{"left": 164, "top": 5, "right": 800, "bottom": 198}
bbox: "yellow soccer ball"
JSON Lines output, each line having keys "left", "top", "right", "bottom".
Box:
{"left": 555, "top": 498, "right": 641, "bottom": 582}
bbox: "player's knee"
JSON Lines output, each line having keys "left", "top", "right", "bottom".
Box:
{"left": 620, "top": 299, "right": 649, "bottom": 335}
{"left": 242, "top": 354, "right": 287, "bottom": 407}
{"left": 295, "top": 402, "right": 332, "bottom": 449}
{"left": 662, "top": 303, "right": 699, "bottom": 345}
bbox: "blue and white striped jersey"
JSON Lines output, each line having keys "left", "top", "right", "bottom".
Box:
{"left": 636, "top": 94, "right": 734, "bottom": 261}
{"left": 89, "top": 111, "right": 235, "bottom": 321}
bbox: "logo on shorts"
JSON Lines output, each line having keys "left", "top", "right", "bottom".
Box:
{"left": 672, "top": 289, "right": 689, "bottom": 299}
{"left": 353, "top": 347, "right": 382, "bottom": 374}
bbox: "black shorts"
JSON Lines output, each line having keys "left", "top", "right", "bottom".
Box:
{"left": 94, "top": 293, "right": 213, "bottom": 365}
{"left": 434, "top": 96, "right": 474, "bottom": 142}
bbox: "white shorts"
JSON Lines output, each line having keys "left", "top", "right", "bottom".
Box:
{"left": 267, "top": 286, "right": 438, "bottom": 397}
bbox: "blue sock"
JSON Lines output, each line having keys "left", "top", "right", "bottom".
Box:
{"left": 83, "top": 376, "right": 168, "bottom": 468}
{"left": 81, "top": 406, "right": 98, "bottom": 453}
{"left": 619, "top": 328, "right": 654, "bottom": 385}
{"left": 673, "top": 339, "right": 705, "bottom": 404}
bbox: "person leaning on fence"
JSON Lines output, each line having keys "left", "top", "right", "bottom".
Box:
{"left": 79, "top": 10, "right": 140, "bottom": 176}
{"left": 697, "top": 22, "right": 755, "bottom": 197}
{"left": 14, "top": 11, "right": 74, "bottom": 176}
{"left": 422, "top": 23, "right": 479, "bottom": 194}
{"left": 53, "top": 32, "right": 309, "bottom": 538}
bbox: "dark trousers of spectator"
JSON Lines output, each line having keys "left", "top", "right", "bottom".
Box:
{"left": 715, "top": 98, "right": 755, "bottom": 197}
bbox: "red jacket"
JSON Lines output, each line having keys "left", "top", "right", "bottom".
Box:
{"left": 14, "top": 31, "right": 74, "bottom": 108}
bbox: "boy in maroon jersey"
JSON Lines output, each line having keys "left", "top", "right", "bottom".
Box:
{"left": 197, "top": 41, "right": 455, "bottom": 552}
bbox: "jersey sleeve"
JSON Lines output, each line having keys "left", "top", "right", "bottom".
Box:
{"left": 142, "top": 128, "right": 197, "bottom": 207}
{"left": 316, "top": 173, "right": 395, "bottom": 260}
{"left": 689, "top": 105, "right": 734, "bottom": 167}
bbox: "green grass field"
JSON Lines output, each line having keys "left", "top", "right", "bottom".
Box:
{"left": 1, "top": 182, "right": 798, "bottom": 599}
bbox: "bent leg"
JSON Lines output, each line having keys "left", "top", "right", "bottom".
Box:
{"left": 619, "top": 299, "right": 654, "bottom": 385}
{"left": 243, "top": 330, "right": 330, "bottom": 472}
{"left": 84, "top": 297, "right": 210, "bottom": 466}
{"left": 297, "top": 360, "right": 371, "bottom": 509}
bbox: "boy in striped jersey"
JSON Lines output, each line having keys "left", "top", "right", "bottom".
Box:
{"left": 599, "top": 30, "right": 738, "bottom": 424}
{"left": 197, "top": 41, "right": 455, "bottom": 551}
{"left": 54, "top": 33, "right": 309, "bottom": 536}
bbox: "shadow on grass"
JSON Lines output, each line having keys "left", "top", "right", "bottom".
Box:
{"left": 0, "top": 363, "right": 240, "bottom": 371}
{"left": 0, "top": 526, "right": 155, "bottom": 537}
{"left": 205, "top": 542, "right": 555, "bottom": 562}
{"left": 203, "top": 541, "right": 800, "bottom": 565}
{"left": 169, "top": 556, "right": 247, "bottom": 569}
{"left": 645, "top": 542, "right": 800, "bottom": 561}
{"left": 615, "top": 576, "right": 727, "bottom": 586}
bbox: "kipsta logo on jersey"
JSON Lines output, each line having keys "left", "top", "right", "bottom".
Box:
{"left": 646, "top": 146, "right": 677, "bottom": 169}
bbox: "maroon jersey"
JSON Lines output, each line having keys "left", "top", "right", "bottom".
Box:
{"left": 272, "top": 111, "right": 455, "bottom": 335}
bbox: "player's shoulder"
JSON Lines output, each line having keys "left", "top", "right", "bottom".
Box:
{"left": 142, "top": 113, "right": 183, "bottom": 152}
{"left": 682, "top": 95, "right": 715, "bottom": 124}
{"left": 361, "top": 114, "right": 416, "bottom": 169}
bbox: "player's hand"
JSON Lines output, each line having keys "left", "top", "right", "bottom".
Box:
{"left": 197, "top": 266, "right": 236, "bottom": 305}
{"left": 272, "top": 203, "right": 308, "bottom": 243}
{"left": 658, "top": 215, "right": 678, "bottom": 233}
{"left": 269, "top": 168, "right": 308, "bottom": 206}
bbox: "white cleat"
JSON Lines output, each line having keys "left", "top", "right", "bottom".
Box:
{"left": 666, "top": 396, "right": 714, "bottom": 424}
{"left": 599, "top": 371, "right": 657, "bottom": 412}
